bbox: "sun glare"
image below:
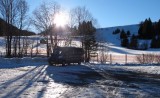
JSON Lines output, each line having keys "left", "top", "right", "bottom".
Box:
{"left": 54, "top": 12, "right": 69, "bottom": 27}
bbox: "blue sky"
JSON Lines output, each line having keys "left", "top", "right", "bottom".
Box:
{"left": 27, "top": 0, "right": 160, "bottom": 28}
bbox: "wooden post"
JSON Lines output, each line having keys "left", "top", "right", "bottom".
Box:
{"left": 125, "top": 54, "right": 127, "bottom": 64}
{"left": 97, "top": 53, "right": 98, "bottom": 63}
{"left": 143, "top": 54, "right": 144, "bottom": 64}
{"left": 110, "top": 54, "right": 112, "bottom": 64}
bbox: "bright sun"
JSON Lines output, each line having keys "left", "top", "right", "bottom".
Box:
{"left": 54, "top": 12, "right": 69, "bottom": 27}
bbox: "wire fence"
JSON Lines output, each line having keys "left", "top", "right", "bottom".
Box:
{"left": 0, "top": 52, "right": 47, "bottom": 58}
{"left": 90, "top": 54, "right": 139, "bottom": 64}
{"left": 107, "top": 54, "right": 138, "bottom": 64}
{"left": 91, "top": 53, "right": 160, "bottom": 64}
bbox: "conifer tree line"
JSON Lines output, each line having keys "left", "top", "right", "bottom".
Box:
{"left": 138, "top": 18, "right": 160, "bottom": 39}
{"left": 113, "top": 18, "right": 160, "bottom": 49}
{"left": 138, "top": 18, "right": 160, "bottom": 48}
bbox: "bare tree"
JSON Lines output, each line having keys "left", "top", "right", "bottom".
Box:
{"left": 136, "top": 54, "right": 155, "bottom": 64}
{"left": 69, "top": 6, "right": 98, "bottom": 28}
{"left": 0, "top": 0, "right": 19, "bottom": 57}
{"left": 21, "top": 36, "right": 29, "bottom": 56}
{"left": 98, "top": 41, "right": 110, "bottom": 63}
{"left": 16, "top": 0, "right": 28, "bottom": 57}
{"left": 0, "top": 0, "right": 28, "bottom": 57}
{"left": 32, "top": 1, "right": 60, "bottom": 57}
{"left": 155, "top": 54, "right": 160, "bottom": 64}
{"left": 96, "top": 31, "right": 110, "bottom": 63}
{"left": 12, "top": 0, "right": 28, "bottom": 57}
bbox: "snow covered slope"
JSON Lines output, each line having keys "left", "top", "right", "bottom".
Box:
{"left": 96, "top": 24, "right": 160, "bottom": 54}
{"left": 96, "top": 24, "right": 139, "bottom": 46}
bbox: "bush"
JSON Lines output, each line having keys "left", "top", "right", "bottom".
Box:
{"left": 155, "top": 55, "right": 160, "bottom": 64}
{"left": 136, "top": 54, "right": 155, "bottom": 64}
{"left": 136, "top": 54, "right": 144, "bottom": 64}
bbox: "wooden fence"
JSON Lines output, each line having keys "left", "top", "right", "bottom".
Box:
{"left": 90, "top": 54, "right": 139, "bottom": 64}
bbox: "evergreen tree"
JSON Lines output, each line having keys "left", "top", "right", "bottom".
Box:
{"left": 112, "top": 31, "right": 115, "bottom": 34}
{"left": 116, "top": 28, "right": 120, "bottom": 33}
{"left": 127, "top": 30, "right": 131, "bottom": 37}
{"left": 150, "top": 37, "right": 157, "bottom": 48}
{"left": 138, "top": 18, "right": 154, "bottom": 39}
{"left": 113, "top": 28, "right": 120, "bottom": 34}
{"left": 120, "top": 29, "right": 129, "bottom": 47}
{"left": 78, "top": 21, "right": 97, "bottom": 62}
{"left": 138, "top": 22, "right": 143, "bottom": 39}
{"left": 121, "top": 37, "right": 129, "bottom": 47}
{"left": 120, "top": 29, "right": 127, "bottom": 39}
{"left": 129, "top": 34, "right": 138, "bottom": 49}
{"left": 157, "top": 37, "right": 160, "bottom": 48}
{"left": 157, "top": 20, "right": 160, "bottom": 36}
{"left": 0, "top": 27, "right": 2, "bottom": 36}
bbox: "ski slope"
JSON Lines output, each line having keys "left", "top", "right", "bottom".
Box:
{"left": 96, "top": 24, "right": 160, "bottom": 55}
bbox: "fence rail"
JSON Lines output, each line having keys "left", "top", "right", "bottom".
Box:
{"left": 1, "top": 52, "right": 159, "bottom": 64}
{"left": 91, "top": 53, "right": 160, "bottom": 64}
{"left": 0, "top": 52, "right": 47, "bottom": 58}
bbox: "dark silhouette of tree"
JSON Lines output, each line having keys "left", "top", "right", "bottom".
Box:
{"left": 151, "top": 36, "right": 160, "bottom": 48}
{"left": 150, "top": 37, "right": 157, "bottom": 48}
{"left": 113, "top": 28, "right": 120, "bottom": 34}
{"left": 129, "top": 34, "right": 138, "bottom": 49}
{"left": 138, "top": 21, "right": 143, "bottom": 39}
{"left": 127, "top": 30, "right": 131, "bottom": 37}
{"left": 157, "top": 20, "right": 160, "bottom": 36}
{"left": 120, "top": 29, "right": 127, "bottom": 39}
{"left": 121, "top": 37, "right": 129, "bottom": 47}
{"left": 78, "top": 21, "right": 97, "bottom": 62}
{"left": 0, "top": 18, "right": 5, "bottom": 36}
{"left": 138, "top": 18, "right": 155, "bottom": 39}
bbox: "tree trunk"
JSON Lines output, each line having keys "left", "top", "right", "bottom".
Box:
{"left": 46, "top": 36, "right": 49, "bottom": 57}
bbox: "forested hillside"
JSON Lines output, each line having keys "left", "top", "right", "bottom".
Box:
{"left": 0, "top": 18, "right": 35, "bottom": 36}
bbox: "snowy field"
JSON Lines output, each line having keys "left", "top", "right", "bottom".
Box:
{"left": 0, "top": 57, "right": 160, "bottom": 98}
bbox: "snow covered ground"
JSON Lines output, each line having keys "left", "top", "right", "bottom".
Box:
{"left": 0, "top": 57, "right": 160, "bottom": 98}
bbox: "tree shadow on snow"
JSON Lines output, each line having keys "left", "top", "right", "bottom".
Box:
{"left": 0, "top": 65, "right": 47, "bottom": 98}
{"left": 0, "top": 57, "right": 48, "bottom": 69}
{"left": 45, "top": 64, "right": 103, "bottom": 86}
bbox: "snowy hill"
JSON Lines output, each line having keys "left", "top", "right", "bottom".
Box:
{"left": 96, "top": 24, "right": 160, "bottom": 54}
{"left": 96, "top": 24, "right": 139, "bottom": 45}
